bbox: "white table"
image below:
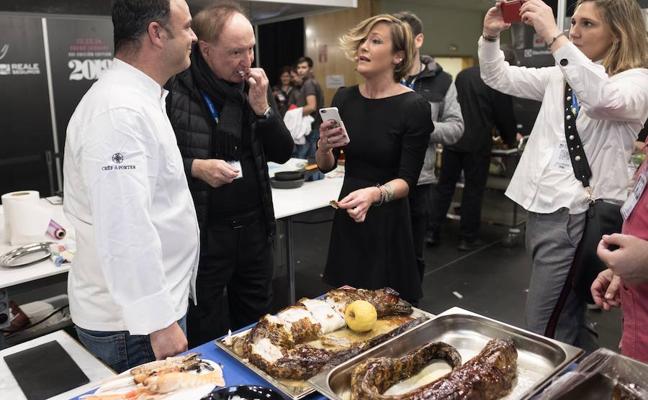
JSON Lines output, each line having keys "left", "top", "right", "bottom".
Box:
{"left": 0, "top": 199, "right": 72, "bottom": 290}
{"left": 0, "top": 330, "right": 115, "bottom": 400}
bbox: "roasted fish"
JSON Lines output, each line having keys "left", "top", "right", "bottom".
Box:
{"left": 351, "top": 342, "right": 463, "bottom": 399}
{"left": 351, "top": 338, "right": 517, "bottom": 400}
{"left": 227, "top": 287, "right": 418, "bottom": 380}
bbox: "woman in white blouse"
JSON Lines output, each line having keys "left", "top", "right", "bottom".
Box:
{"left": 479, "top": 0, "right": 648, "bottom": 350}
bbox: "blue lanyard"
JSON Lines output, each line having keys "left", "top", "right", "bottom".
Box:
{"left": 200, "top": 91, "right": 220, "bottom": 124}
{"left": 400, "top": 76, "right": 417, "bottom": 89}
{"left": 571, "top": 93, "right": 580, "bottom": 117}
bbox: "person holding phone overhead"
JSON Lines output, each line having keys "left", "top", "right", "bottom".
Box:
{"left": 480, "top": 0, "right": 648, "bottom": 350}
{"left": 317, "top": 14, "right": 433, "bottom": 304}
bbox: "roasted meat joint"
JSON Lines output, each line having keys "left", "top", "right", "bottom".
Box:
{"left": 350, "top": 339, "right": 518, "bottom": 400}
{"left": 223, "top": 287, "right": 426, "bottom": 380}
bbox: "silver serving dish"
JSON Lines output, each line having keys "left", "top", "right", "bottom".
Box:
{"left": 540, "top": 348, "right": 648, "bottom": 399}
{"left": 309, "top": 307, "right": 583, "bottom": 400}
{"left": 215, "top": 307, "right": 434, "bottom": 400}
{"left": 0, "top": 241, "right": 52, "bottom": 268}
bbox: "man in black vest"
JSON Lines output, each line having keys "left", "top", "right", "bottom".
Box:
{"left": 166, "top": 1, "right": 293, "bottom": 347}
{"left": 395, "top": 11, "right": 464, "bottom": 281}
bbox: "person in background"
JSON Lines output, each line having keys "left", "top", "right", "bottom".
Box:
{"left": 481, "top": 0, "right": 648, "bottom": 350}
{"left": 393, "top": 11, "right": 464, "bottom": 278}
{"left": 272, "top": 65, "right": 293, "bottom": 116}
{"left": 428, "top": 51, "right": 518, "bottom": 252}
{"left": 317, "top": 14, "right": 433, "bottom": 304}
{"left": 166, "top": 1, "right": 293, "bottom": 347}
{"left": 63, "top": 0, "right": 199, "bottom": 372}
{"left": 288, "top": 65, "right": 303, "bottom": 107}
{"left": 293, "top": 56, "right": 324, "bottom": 159}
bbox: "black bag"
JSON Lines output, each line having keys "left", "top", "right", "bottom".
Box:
{"left": 561, "top": 83, "right": 623, "bottom": 301}
{"left": 572, "top": 200, "right": 622, "bottom": 301}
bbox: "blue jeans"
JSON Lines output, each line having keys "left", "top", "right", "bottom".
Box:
{"left": 76, "top": 315, "right": 187, "bottom": 373}
{"left": 293, "top": 128, "right": 319, "bottom": 160}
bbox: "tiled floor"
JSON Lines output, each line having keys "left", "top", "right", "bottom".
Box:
{"left": 289, "top": 188, "right": 623, "bottom": 351}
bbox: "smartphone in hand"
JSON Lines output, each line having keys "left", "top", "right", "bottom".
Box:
{"left": 501, "top": 0, "right": 522, "bottom": 23}
{"left": 319, "top": 107, "right": 350, "bottom": 146}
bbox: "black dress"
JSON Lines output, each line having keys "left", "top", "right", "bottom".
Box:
{"left": 323, "top": 86, "right": 433, "bottom": 302}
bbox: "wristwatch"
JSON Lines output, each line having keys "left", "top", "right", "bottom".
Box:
{"left": 257, "top": 105, "right": 272, "bottom": 120}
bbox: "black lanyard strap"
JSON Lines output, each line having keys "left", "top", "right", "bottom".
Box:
{"left": 563, "top": 82, "right": 592, "bottom": 189}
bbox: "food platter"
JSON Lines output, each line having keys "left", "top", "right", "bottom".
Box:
{"left": 83, "top": 355, "right": 223, "bottom": 400}
{"left": 215, "top": 306, "right": 433, "bottom": 400}
{"left": 309, "top": 307, "right": 583, "bottom": 400}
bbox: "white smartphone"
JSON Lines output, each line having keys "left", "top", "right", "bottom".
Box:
{"left": 319, "top": 107, "right": 350, "bottom": 146}
{"left": 319, "top": 107, "right": 343, "bottom": 128}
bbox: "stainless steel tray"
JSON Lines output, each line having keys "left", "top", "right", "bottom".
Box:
{"left": 540, "top": 348, "right": 648, "bottom": 399}
{"left": 309, "top": 307, "right": 583, "bottom": 400}
{"left": 214, "top": 307, "right": 433, "bottom": 400}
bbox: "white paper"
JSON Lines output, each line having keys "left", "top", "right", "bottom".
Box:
{"left": 2, "top": 190, "right": 51, "bottom": 245}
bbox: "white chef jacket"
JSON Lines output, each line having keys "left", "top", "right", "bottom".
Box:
{"left": 63, "top": 59, "right": 200, "bottom": 335}
{"left": 479, "top": 37, "right": 648, "bottom": 214}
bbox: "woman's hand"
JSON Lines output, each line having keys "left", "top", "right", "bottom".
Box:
{"left": 337, "top": 187, "right": 381, "bottom": 223}
{"left": 591, "top": 268, "right": 622, "bottom": 311}
{"left": 318, "top": 119, "right": 349, "bottom": 152}
{"left": 520, "top": 0, "right": 561, "bottom": 43}
{"left": 483, "top": 1, "right": 511, "bottom": 37}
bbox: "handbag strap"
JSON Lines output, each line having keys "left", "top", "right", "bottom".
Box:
{"left": 563, "top": 82, "right": 593, "bottom": 193}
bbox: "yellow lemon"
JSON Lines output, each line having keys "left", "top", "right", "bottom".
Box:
{"left": 344, "top": 300, "right": 377, "bottom": 332}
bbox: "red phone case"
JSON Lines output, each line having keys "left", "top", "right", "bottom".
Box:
{"left": 501, "top": 0, "right": 522, "bottom": 23}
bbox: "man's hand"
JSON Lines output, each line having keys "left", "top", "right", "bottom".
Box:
{"left": 191, "top": 159, "right": 239, "bottom": 188}
{"left": 247, "top": 68, "right": 270, "bottom": 116}
{"left": 597, "top": 234, "right": 648, "bottom": 284}
{"left": 483, "top": 1, "right": 511, "bottom": 38}
{"left": 591, "top": 268, "right": 621, "bottom": 311}
{"left": 150, "top": 322, "right": 187, "bottom": 360}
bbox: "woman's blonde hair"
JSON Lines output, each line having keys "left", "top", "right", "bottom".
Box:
{"left": 339, "top": 14, "right": 416, "bottom": 82}
{"left": 576, "top": 0, "right": 648, "bottom": 75}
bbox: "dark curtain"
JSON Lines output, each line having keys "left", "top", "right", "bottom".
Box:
{"left": 257, "top": 18, "right": 304, "bottom": 88}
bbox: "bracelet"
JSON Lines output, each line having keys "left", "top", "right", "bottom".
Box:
{"left": 374, "top": 184, "right": 386, "bottom": 206}
{"left": 546, "top": 32, "right": 566, "bottom": 48}
{"left": 482, "top": 33, "right": 499, "bottom": 42}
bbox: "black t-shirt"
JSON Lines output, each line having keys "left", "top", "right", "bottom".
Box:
{"left": 299, "top": 76, "right": 324, "bottom": 129}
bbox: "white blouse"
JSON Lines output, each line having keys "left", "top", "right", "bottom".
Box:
{"left": 479, "top": 37, "right": 648, "bottom": 214}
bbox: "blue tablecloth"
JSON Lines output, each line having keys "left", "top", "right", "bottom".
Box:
{"left": 71, "top": 339, "right": 326, "bottom": 400}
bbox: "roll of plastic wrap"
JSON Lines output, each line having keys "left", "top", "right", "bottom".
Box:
{"left": 1, "top": 191, "right": 51, "bottom": 245}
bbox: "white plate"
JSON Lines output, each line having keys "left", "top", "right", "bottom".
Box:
{"left": 88, "top": 359, "right": 223, "bottom": 400}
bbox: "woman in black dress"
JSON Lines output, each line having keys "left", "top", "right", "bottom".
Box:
{"left": 316, "top": 14, "right": 434, "bottom": 303}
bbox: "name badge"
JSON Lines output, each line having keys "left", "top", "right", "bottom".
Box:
{"left": 228, "top": 161, "right": 243, "bottom": 180}
{"left": 621, "top": 172, "right": 647, "bottom": 220}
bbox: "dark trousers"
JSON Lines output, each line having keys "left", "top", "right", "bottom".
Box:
{"left": 409, "top": 184, "right": 432, "bottom": 280}
{"left": 187, "top": 212, "right": 273, "bottom": 347}
{"left": 430, "top": 148, "right": 491, "bottom": 241}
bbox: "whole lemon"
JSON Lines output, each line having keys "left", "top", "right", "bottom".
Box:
{"left": 344, "top": 300, "right": 377, "bottom": 332}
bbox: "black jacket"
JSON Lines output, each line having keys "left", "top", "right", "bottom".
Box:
{"left": 449, "top": 66, "right": 517, "bottom": 154}
{"left": 166, "top": 69, "right": 294, "bottom": 240}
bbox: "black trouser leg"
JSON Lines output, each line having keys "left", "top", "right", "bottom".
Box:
{"left": 429, "top": 148, "right": 463, "bottom": 233}
{"left": 187, "top": 224, "right": 236, "bottom": 347}
{"left": 227, "top": 220, "right": 274, "bottom": 330}
{"left": 409, "top": 184, "right": 431, "bottom": 280}
{"left": 460, "top": 152, "right": 491, "bottom": 241}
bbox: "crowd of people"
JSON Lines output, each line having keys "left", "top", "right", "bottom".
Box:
{"left": 61, "top": 0, "right": 648, "bottom": 373}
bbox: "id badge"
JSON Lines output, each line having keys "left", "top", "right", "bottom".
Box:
{"left": 621, "top": 172, "right": 648, "bottom": 220}
{"left": 552, "top": 142, "right": 572, "bottom": 171}
{"left": 227, "top": 161, "right": 243, "bottom": 179}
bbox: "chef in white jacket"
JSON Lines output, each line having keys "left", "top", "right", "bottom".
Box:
{"left": 63, "top": 0, "right": 199, "bottom": 373}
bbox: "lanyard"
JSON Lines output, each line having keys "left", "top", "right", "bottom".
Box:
{"left": 571, "top": 92, "right": 580, "bottom": 117}
{"left": 400, "top": 76, "right": 417, "bottom": 89}
{"left": 200, "top": 91, "right": 220, "bottom": 124}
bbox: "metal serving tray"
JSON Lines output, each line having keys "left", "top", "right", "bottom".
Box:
{"left": 541, "top": 348, "right": 648, "bottom": 399}
{"left": 309, "top": 307, "right": 583, "bottom": 400}
{"left": 214, "top": 307, "right": 433, "bottom": 400}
